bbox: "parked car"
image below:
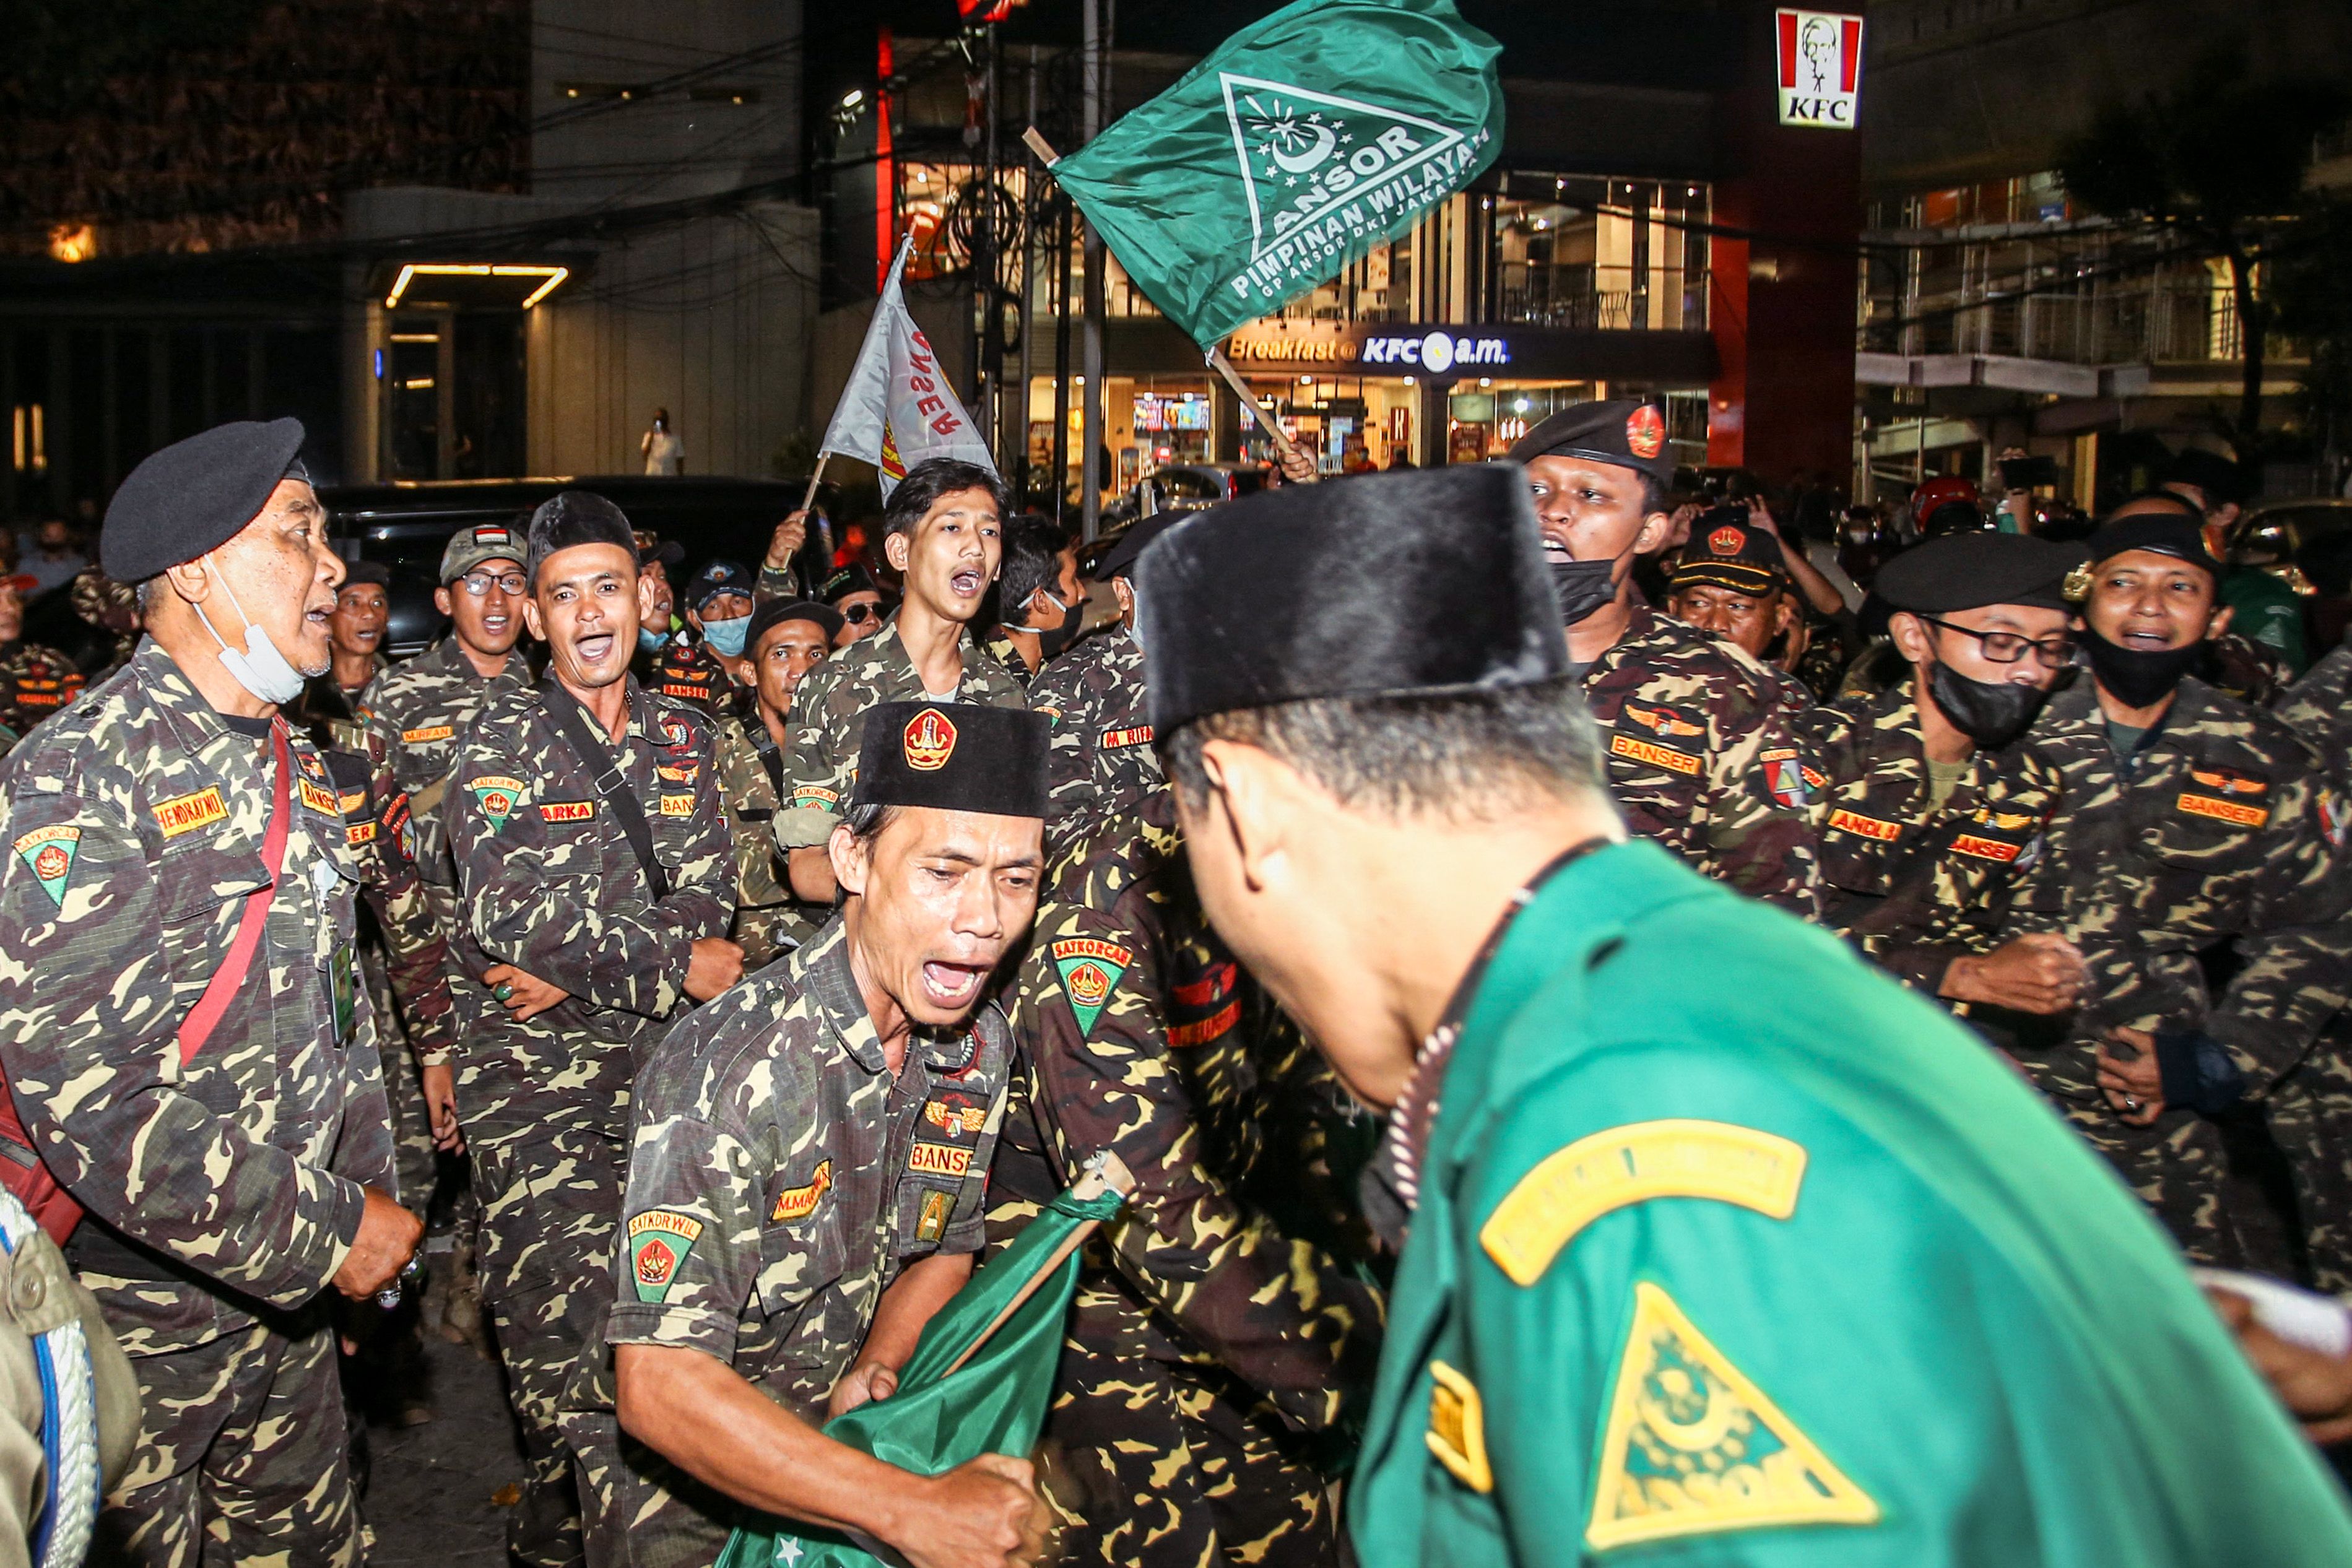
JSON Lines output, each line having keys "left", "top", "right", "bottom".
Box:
{"left": 318, "top": 476, "right": 828, "bottom": 656}
{"left": 1082, "top": 462, "right": 1275, "bottom": 574}
{"left": 2228, "top": 496, "right": 2352, "bottom": 653}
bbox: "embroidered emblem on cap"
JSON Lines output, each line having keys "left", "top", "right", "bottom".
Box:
{"left": 1708, "top": 527, "right": 1743, "bottom": 556}
{"left": 13, "top": 825, "right": 79, "bottom": 907}
{"left": 1625, "top": 404, "right": 1666, "bottom": 460}
{"left": 903, "top": 707, "right": 958, "bottom": 771}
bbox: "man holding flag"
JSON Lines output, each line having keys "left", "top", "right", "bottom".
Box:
{"left": 578, "top": 703, "right": 1052, "bottom": 1568}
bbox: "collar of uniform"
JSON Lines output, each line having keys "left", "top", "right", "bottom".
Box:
{"left": 2037, "top": 669, "right": 2212, "bottom": 751}
{"left": 130, "top": 640, "right": 277, "bottom": 766}
{"left": 793, "top": 915, "right": 989, "bottom": 1077}
{"left": 428, "top": 632, "right": 529, "bottom": 686}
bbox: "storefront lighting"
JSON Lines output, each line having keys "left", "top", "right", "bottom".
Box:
{"left": 401, "top": 378, "right": 436, "bottom": 391}
{"left": 47, "top": 223, "right": 95, "bottom": 264}
{"left": 1402, "top": 375, "right": 1415, "bottom": 385}
{"left": 1513, "top": 397, "right": 1530, "bottom": 414}
{"left": 1298, "top": 375, "right": 1314, "bottom": 386}
{"left": 384, "top": 263, "right": 570, "bottom": 309}
{"left": 843, "top": 89, "right": 865, "bottom": 110}
{"left": 1478, "top": 378, "right": 1491, "bottom": 388}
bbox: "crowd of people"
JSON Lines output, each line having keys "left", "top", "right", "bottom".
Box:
{"left": 0, "top": 404, "right": 2349, "bottom": 1567}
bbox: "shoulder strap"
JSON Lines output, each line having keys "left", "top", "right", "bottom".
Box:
{"left": 176, "top": 722, "right": 293, "bottom": 1068}
{"left": 537, "top": 679, "right": 670, "bottom": 901}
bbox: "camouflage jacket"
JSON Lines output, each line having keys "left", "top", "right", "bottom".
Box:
{"left": 362, "top": 635, "right": 534, "bottom": 899}
{"left": 1010, "top": 802, "right": 1384, "bottom": 1434}
{"left": 771, "top": 617, "right": 1028, "bottom": 849}
{"left": 446, "top": 677, "right": 734, "bottom": 1140}
{"left": 2002, "top": 676, "right": 2352, "bottom": 1106}
{"left": 0, "top": 641, "right": 85, "bottom": 742}
{"left": 1797, "top": 687, "right": 2063, "bottom": 995}
{"left": 979, "top": 630, "right": 1037, "bottom": 692}
{"left": 2276, "top": 642, "right": 2352, "bottom": 781}
{"left": 1582, "top": 602, "right": 1822, "bottom": 914}
{"left": 714, "top": 716, "right": 820, "bottom": 969}
{"left": 605, "top": 918, "right": 1010, "bottom": 1423}
{"left": 1026, "top": 624, "right": 1160, "bottom": 856}
{"left": 2203, "top": 629, "right": 2290, "bottom": 709}
{"left": 648, "top": 633, "right": 744, "bottom": 721}
{"left": 0, "top": 643, "right": 394, "bottom": 1354}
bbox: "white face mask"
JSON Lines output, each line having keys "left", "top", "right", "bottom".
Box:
{"left": 190, "top": 559, "right": 308, "bottom": 705}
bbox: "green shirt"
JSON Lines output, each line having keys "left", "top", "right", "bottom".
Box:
{"left": 1352, "top": 839, "right": 2352, "bottom": 1566}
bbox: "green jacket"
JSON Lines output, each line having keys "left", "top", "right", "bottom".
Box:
{"left": 1352, "top": 839, "right": 2352, "bottom": 1566}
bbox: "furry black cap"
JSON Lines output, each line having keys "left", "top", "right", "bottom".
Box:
{"left": 854, "top": 701, "right": 1049, "bottom": 818}
{"left": 526, "top": 491, "right": 637, "bottom": 587}
{"left": 1134, "top": 465, "right": 1569, "bottom": 737}
{"left": 102, "top": 417, "right": 309, "bottom": 583}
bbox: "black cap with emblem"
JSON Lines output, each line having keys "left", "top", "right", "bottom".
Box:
{"left": 854, "top": 701, "right": 1049, "bottom": 818}
{"left": 1134, "top": 464, "right": 1569, "bottom": 737}
{"left": 747, "top": 596, "right": 844, "bottom": 648}
{"left": 1670, "top": 514, "right": 1787, "bottom": 597}
{"left": 102, "top": 417, "right": 310, "bottom": 583}
{"left": 2081, "top": 509, "right": 2220, "bottom": 582}
{"left": 1875, "top": 533, "right": 2088, "bottom": 613}
{"left": 1506, "top": 398, "right": 1675, "bottom": 488}
{"left": 820, "top": 563, "right": 880, "bottom": 604}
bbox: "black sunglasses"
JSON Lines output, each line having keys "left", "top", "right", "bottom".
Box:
{"left": 840, "top": 601, "right": 883, "bottom": 624}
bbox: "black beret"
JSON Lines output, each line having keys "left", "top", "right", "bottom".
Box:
{"left": 1506, "top": 398, "right": 1673, "bottom": 487}
{"left": 526, "top": 491, "right": 636, "bottom": 586}
{"left": 2166, "top": 448, "right": 2247, "bottom": 507}
{"left": 820, "top": 563, "right": 881, "bottom": 604}
{"left": 339, "top": 560, "right": 392, "bottom": 590}
{"left": 1670, "top": 513, "right": 1786, "bottom": 597}
{"left": 853, "top": 701, "right": 1048, "bottom": 818}
{"left": 686, "top": 558, "right": 755, "bottom": 612}
{"left": 2084, "top": 509, "right": 2219, "bottom": 582}
{"left": 1134, "top": 465, "right": 1570, "bottom": 736}
{"left": 1874, "top": 533, "right": 2088, "bottom": 613}
{"left": 1093, "top": 512, "right": 1181, "bottom": 581}
{"left": 102, "top": 417, "right": 309, "bottom": 583}
{"left": 633, "top": 530, "right": 685, "bottom": 571}
{"left": 747, "top": 596, "right": 843, "bottom": 649}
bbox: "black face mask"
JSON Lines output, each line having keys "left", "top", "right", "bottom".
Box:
{"left": 1035, "top": 592, "right": 1084, "bottom": 660}
{"left": 1551, "top": 538, "right": 1641, "bottom": 627}
{"left": 1927, "top": 661, "right": 2050, "bottom": 750}
{"left": 2082, "top": 624, "right": 2202, "bottom": 708}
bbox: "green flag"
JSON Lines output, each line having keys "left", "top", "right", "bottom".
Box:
{"left": 1049, "top": 0, "right": 1503, "bottom": 347}
{"left": 716, "top": 1181, "right": 1126, "bottom": 1568}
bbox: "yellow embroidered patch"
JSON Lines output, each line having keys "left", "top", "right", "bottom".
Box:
{"left": 1608, "top": 733, "right": 1702, "bottom": 776}
{"left": 658, "top": 793, "right": 693, "bottom": 817}
{"left": 1425, "top": 1360, "right": 1492, "bottom": 1493}
{"left": 1481, "top": 1120, "right": 1805, "bottom": 1287}
{"left": 1588, "top": 1282, "right": 1877, "bottom": 1549}
{"left": 401, "top": 724, "right": 454, "bottom": 743}
{"left": 917, "top": 1189, "right": 954, "bottom": 1242}
{"left": 153, "top": 787, "right": 228, "bottom": 839}
{"left": 298, "top": 779, "right": 340, "bottom": 816}
{"left": 770, "top": 1160, "right": 833, "bottom": 1222}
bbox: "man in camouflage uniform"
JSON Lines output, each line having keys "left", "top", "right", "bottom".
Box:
{"left": 69, "top": 568, "right": 141, "bottom": 684}
{"left": 1028, "top": 516, "right": 1168, "bottom": 857}
{"left": 0, "top": 419, "right": 420, "bottom": 1566}
{"left": 649, "top": 560, "right": 756, "bottom": 719}
{"left": 718, "top": 597, "right": 840, "bottom": 968}
{"left": 0, "top": 574, "right": 85, "bottom": 754}
{"left": 448, "top": 492, "right": 741, "bottom": 1568}
{"left": 1008, "top": 787, "right": 1384, "bottom": 1568}
{"left": 1797, "top": 534, "right": 2091, "bottom": 1019}
{"left": 1998, "top": 505, "right": 2352, "bottom": 1268}
{"left": 981, "top": 513, "right": 1083, "bottom": 691}
{"left": 775, "top": 461, "right": 1027, "bottom": 906}
{"left": 583, "top": 702, "right": 1051, "bottom": 1568}
{"left": 1510, "top": 402, "right": 1820, "bottom": 913}
{"left": 1661, "top": 516, "right": 1822, "bottom": 724}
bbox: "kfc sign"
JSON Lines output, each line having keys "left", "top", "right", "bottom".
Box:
{"left": 1775, "top": 10, "right": 1864, "bottom": 130}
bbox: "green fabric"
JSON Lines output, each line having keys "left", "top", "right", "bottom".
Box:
{"left": 2221, "top": 566, "right": 2308, "bottom": 674}
{"left": 1049, "top": 0, "right": 1501, "bottom": 346}
{"left": 1351, "top": 840, "right": 2352, "bottom": 1566}
{"left": 716, "top": 1184, "right": 1124, "bottom": 1568}
{"left": 1923, "top": 756, "right": 1969, "bottom": 812}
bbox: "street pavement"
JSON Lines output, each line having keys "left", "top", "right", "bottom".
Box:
{"left": 362, "top": 1328, "right": 527, "bottom": 1564}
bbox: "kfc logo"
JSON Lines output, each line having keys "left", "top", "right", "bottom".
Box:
{"left": 1775, "top": 10, "right": 1864, "bottom": 130}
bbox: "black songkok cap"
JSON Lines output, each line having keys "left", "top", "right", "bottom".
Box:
{"left": 1506, "top": 398, "right": 1674, "bottom": 487}
{"left": 853, "top": 702, "right": 1048, "bottom": 819}
{"left": 1135, "top": 464, "right": 1570, "bottom": 737}
{"left": 1670, "top": 514, "right": 1786, "bottom": 597}
{"left": 1092, "top": 512, "right": 1182, "bottom": 581}
{"left": 527, "top": 491, "right": 637, "bottom": 586}
{"left": 339, "top": 559, "right": 392, "bottom": 590}
{"left": 2083, "top": 509, "right": 2220, "bottom": 584}
{"left": 820, "top": 563, "right": 880, "bottom": 604}
{"left": 102, "top": 417, "right": 309, "bottom": 583}
{"left": 747, "top": 596, "right": 843, "bottom": 649}
{"left": 1874, "top": 533, "right": 2088, "bottom": 613}
{"left": 2166, "top": 448, "right": 2248, "bottom": 508}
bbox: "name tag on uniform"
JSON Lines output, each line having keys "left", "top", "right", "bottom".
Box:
{"left": 2178, "top": 793, "right": 2268, "bottom": 828}
{"left": 401, "top": 724, "right": 454, "bottom": 744}
{"left": 1101, "top": 725, "right": 1154, "bottom": 749}
{"left": 153, "top": 787, "right": 228, "bottom": 839}
{"left": 299, "top": 779, "right": 340, "bottom": 817}
{"left": 539, "top": 800, "right": 596, "bottom": 823}
{"left": 1826, "top": 808, "right": 1900, "bottom": 842}
{"left": 659, "top": 794, "right": 693, "bottom": 817}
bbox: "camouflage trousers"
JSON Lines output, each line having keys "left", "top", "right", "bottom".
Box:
{"left": 474, "top": 1125, "right": 626, "bottom": 1568}
{"left": 362, "top": 942, "right": 438, "bottom": 1210}
{"left": 2267, "top": 1025, "right": 2352, "bottom": 1294}
{"left": 2056, "top": 1103, "right": 2280, "bottom": 1269}
{"left": 563, "top": 1406, "right": 756, "bottom": 1568}
{"left": 1041, "top": 1302, "right": 1340, "bottom": 1568}
{"left": 89, "top": 1317, "right": 363, "bottom": 1568}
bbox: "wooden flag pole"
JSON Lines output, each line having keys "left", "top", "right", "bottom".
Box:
{"left": 797, "top": 451, "right": 828, "bottom": 516}
{"left": 939, "top": 1151, "right": 1135, "bottom": 1379}
{"left": 1020, "top": 126, "right": 1304, "bottom": 469}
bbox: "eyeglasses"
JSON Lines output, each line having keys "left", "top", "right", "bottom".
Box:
{"left": 1918, "top": 616, "right": 2075, "bottom": 667}
{"left": 458, "top": 571, "right": 527, "bottom": 597}
{"left": 840, "top": 601, "right": 882, "bottom": 624}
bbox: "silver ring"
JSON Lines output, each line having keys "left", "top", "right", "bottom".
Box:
{"left": 2124, "top": 1097, "right": 2140, "bottom": 1111}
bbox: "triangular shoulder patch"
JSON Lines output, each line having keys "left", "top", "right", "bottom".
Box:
{"left": 1587, "top": 1281, "right": 1878, "bottom": 1551}
{"left": 1050, "top": 937, "right": 1132, "bottom": 1037}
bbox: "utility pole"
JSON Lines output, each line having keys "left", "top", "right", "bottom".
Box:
{"left": 1080, "top": 0, "right": 1106, "bottom": 543}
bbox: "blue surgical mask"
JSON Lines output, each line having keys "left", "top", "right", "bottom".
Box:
{"left": 701, "top": 615, "right": 750, "bottom": 657}
{"left": 638, "top": 626, "right": 669, "bottom": 654}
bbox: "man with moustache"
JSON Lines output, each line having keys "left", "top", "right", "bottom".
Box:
{"left": 580, "top": 702, "right": 1051, "bottom": 1568}
{"left": 717, "top": 597, "right": 841, "bottom": 967}
{"left": 0, "top": 419, "right": 420, "bottom": 1565}
{"left": 776, "top": 461, "right": 1028, "bottom": 906}
{"left": 1130, "top": 464, "right": 2352, "bottom": 1568}
{"left": 446, "top": 492, "right": 742, "bottom": 1567}
{"left": 1999, "top": 501, "right": 2352, "bottom": 1270}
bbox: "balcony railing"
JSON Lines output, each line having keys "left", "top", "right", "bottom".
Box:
{"left": 1496, "top": 261, "right": 1707, "bottom": 332}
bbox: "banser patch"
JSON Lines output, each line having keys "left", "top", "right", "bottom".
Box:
{"left": 1826, "top": 808, "right": 1899, "bottom": 843}
{"left": 627, "top": 1210, "right": 704, "bottom": 1304}
{"left": 1481, "top": 1120, "right": 1806, "bottom": 1287}
{"left": 917, "top": 1189, "right": 955, "bottom": 1244}
{"left": 770, "top": 1160, "right": 833, "bottom": 1222}
{"left": 909, "top": 1142, "right": 971, "bottom": 1179}
{"left": 346, "top": 820, "right": 378, "bottom": 847}
{"left": 13, "top": 825, "right": 79, "bottom": 907}
{"left": 1425, "top": 1359, "right": 1492, "bottom": 1493}
{"left": 1051, "top": 937, "right": 1132, "bottom": 1036}
{"left": 154, "top": 787, "right": 228, "bottom": 839}
{"left": 539, "top": 800, "right": 596, "bottom": 823}
{"left": 2178, "top": 792, "right": 2268, "bottom": 828}
{"left": 401, "top": 724, "right": 454, "bottom": 744}
{"left": 1950, "top": 833, "right": 2020, "bottom": 862}
{"left": 1609, "top": 734, "right": 1702, "bottom": 777}
{"left": 298, "top": 779, "right": 341, "bottom": 817}
{"left": 659, "top": 794, "right": 694, "bottom": 817}
{"left": 1587, "top": 1282, "right": 1878, "bottom": 1549}
{"left": 469, "top": 775, "right": 524, "bottom": 830}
